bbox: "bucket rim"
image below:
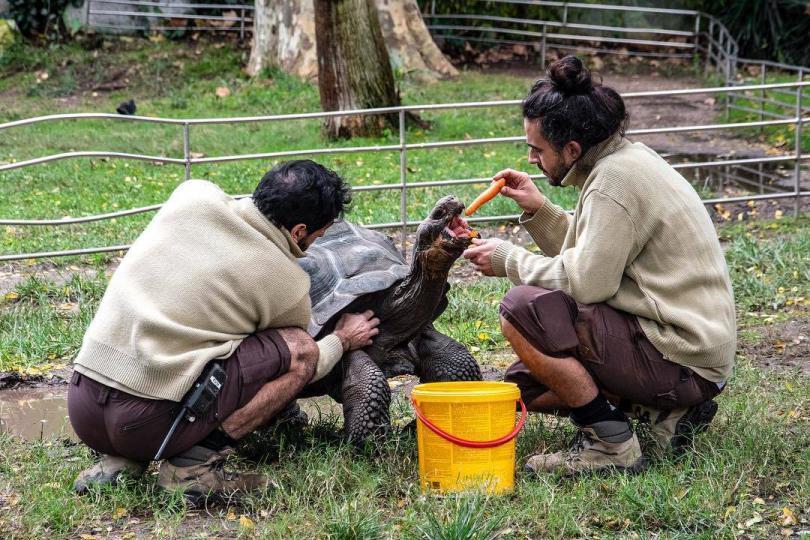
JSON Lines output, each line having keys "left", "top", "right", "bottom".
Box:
{"left": 411, "top": 381, "right": 520, "bottom": 401}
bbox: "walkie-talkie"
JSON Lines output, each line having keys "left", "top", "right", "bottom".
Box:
{"left": 154, "top": 363, "right": 227, "bottom": 461}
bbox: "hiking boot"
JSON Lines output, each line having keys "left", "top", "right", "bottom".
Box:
{"left": 630, "top": 400, "right": 718, "bottom": 453}
{"left": 525, "top": 420, "right": 644, "bottom": 476}
{"left": 157, "top": 445, "right": 271, "bottom": 505}
{"left": 73, "top": 454, "right": 147, "bottom": 494}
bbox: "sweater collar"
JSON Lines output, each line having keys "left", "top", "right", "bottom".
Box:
{"left": 561, "top": 133, "right": 627, "bottom": 188}
{"left": 235, "top": 198, "right": 306, "bottom": 259}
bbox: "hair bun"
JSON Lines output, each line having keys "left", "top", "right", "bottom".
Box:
{"left": 547, "top": 56, "right": 592, "bottom": 95}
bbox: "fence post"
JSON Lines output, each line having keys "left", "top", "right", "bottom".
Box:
{"left": 759, "top": 63, "right": 766, "bottom": 136}
{"left": 541, "top": 24, "right": 547, "bottom": 70}
{"left": 240, "top": 9, "right": 245, "bottom": 40}
{"left": 705, "top": 18, "right": 714, "bottom": 74}
{"left": 795, "top": 69, "right": 804, "bottom": 216}
{"left": 183, "top": 123, "right": 191, "bottom": 181}
{"left": 399, "top": 109, "right": 407, "bottom": 256}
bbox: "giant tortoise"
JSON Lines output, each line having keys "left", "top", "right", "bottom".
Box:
{"left": 297, "top": 196, "right": 483, "bottom": 440}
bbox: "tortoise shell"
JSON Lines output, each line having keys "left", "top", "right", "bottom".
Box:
{"left": 298, "top": 221, "right": 409, "bottom": 335}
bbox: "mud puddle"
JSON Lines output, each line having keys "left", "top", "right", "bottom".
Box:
{"left": 0, "top": 387, "right": 76, "bottom": 441}
{"left": 0, "top": 387, "right": 343, "bottom": 441}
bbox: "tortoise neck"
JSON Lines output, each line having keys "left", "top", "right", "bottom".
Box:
{"left": 395, "top": 250, "right": 451, "bottom": 305}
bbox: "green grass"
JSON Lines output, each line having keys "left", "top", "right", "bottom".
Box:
{"left": 724, "top": 71, "right": 810, "bottom": 153}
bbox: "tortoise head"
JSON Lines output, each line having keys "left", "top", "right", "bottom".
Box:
{"left": 414, "top": 196, "right": 474, "bottom": 270}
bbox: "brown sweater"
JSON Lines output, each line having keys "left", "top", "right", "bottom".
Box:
{"left": 74, "top": 180, "right": 343, "bottom": 401}
{"left": 491, "top": 135, "right": 736, "bottom": 383}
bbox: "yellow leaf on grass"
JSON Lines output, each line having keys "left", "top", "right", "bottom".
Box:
{"left": 4, "top": 292, "right": 19, "bottom": 301}
{"left": 475, "top": 320, "right": 483, "bottom": 329}
{"left": 724, "top": 505, "right": 736, "bottom": 519}
{"left": 477, "top": 332, "right": 489, "bottom": 341}
{"left": 239, "top": 515, "right": 255, "bottom": 529}
{"left": 226, "top": 509, "right": 237, "bottom": 521}
{"left": 781, "top": 507, "right": 798, "bottom": 526}
{"left": 775, "top": 210, "right": 784, "bottom": 219}
{"left": 215, "top": 86, "right": 231, "bottom": 98}
{"left": 80, "top": 535, "right": 97, "bottom": 540}
{"left": 113, "top": 507, "right": 127, "bottom": 519}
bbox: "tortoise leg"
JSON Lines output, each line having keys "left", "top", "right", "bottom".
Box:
{"left": 415, "top": 326, "right": 482, "bottom": 382}
{"left": 341, "top": 349, "right": 391, "bottom": 442}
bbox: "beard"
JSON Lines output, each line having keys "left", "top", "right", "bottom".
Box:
{"left": 539, "top": 160, "right": 574, "bottom": 187}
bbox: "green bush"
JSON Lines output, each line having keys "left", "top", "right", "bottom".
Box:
{"left": 8, "top": 0, "right": 83, "bottom": 41}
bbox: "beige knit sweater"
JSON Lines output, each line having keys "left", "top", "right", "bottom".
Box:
{"left": 74, "top": 180, "right": 344, "bottom": 402}
{"left": 491, "top": 135, "right": 736, "bottom": 382}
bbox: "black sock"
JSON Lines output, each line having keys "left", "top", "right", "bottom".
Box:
{"left": 570, "top": 394, "right": 627, "bottom": 426}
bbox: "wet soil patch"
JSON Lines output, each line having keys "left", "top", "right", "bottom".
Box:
{"left": 739, "top": 317, "right": 810, "bottom": 376}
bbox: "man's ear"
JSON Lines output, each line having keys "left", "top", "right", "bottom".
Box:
{"left": 289, "top": 223, "right": 307, "bottom": 241}
{"left": 563, "top": 140, "right": 582, "bottom": 162}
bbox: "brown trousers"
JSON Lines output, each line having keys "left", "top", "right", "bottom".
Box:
{"left": 500, "top": 286, "right": 721, "bottom": 411}
{"left": 67, "top": 328, "right": 291, "bottom": 461}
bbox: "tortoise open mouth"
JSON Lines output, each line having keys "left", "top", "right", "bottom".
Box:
{"left": 442, "top": 213, "right": 473, "bottom": 239}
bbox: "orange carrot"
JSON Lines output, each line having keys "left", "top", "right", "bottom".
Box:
{"left": 464, "top": 178, "right": 506, "bottom": 216}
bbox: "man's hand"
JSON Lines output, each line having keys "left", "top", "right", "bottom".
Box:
{"left": 494, "top": 168, "right": 545, "bottom": 215}
{"left": 333, "top": 310, "right": 380, "bottom": 352}
{"left": 463, "top": 238, "right": 504, "bottom": 276}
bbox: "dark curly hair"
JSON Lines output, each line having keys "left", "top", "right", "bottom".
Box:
{"left": 522, "top": 56, "right": 628, "bottom": 155}
{"left": 252, "top": 160, "right": 352, "bottom": 232}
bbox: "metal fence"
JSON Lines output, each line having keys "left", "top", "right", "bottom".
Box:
{"left": 1, "top": 80, "right": 807, "bottom": 262}
{"left": 86, "top": 0, "right": 253, "bottom": 38}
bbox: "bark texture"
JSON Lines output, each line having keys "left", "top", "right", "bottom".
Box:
{"left": 247, "top": 0, "right": 317, "bottom": 79}
{"left": 315, "top": 0, "right": 400, "bottom": 139}
{"left": 248, "top": 0, "right": 456, "bottom": 82}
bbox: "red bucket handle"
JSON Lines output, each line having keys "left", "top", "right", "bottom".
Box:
{"left": 410, "top": 396, "right": 527, "bottom": 449}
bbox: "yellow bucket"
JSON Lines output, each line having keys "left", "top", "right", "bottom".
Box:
{"left": 411, "top": 381, "right": 526, "bottom": 494}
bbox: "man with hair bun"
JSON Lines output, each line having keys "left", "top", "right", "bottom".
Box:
{"left": 464, "top": 56, "right": 735, "bottom": 475}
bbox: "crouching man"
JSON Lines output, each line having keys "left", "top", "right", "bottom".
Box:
{"left": 68, "top": 160, "right": 379, "bottom": 502}
{"left": 463, "top": 56, "right": 736, "bottom": 475}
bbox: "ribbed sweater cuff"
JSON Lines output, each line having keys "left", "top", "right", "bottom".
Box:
{"left": 520, "top": 198, "right": 568, "bottom": 241}
{"left": 491, "top": 241, "right": 516, "bottom": 278}
{"left": 312, "top": 334, "right": 345, "bottom": 382}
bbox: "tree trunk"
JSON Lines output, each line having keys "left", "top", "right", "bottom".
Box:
{"left": 375, "top": 0, "right": 457, "bottom": 82}
{"left": 248, "top": 0, "right": 457, "bottom": 82}
{"left": 247, "top": 0, "right": 317, "bottom": 80}
{"left": 314, "top": 0, "right": 399, "bottom": 139}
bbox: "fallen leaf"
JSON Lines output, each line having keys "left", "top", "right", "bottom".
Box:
{"left": 113, "top": 507, "right": 127, "bottom": 519}
{"left": 781, "top": 507, "right": 798, "bottom": 526}
{"left": 774, "top": 210, "right": 784, "bottom": 219}
{"left": 239, "top": 515, "right": 255, "bottom": 529}
{"left": 215, "top": 86, "right": 231, "bottom": 98}
{"left": 745, "top": 513, "right": 763, "bottom": 527}
{"left": 753, "top": 497, "right": 765, "bottom": 505}
{"left": 226, "top": 508, "right": 237, "bottom": 521}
